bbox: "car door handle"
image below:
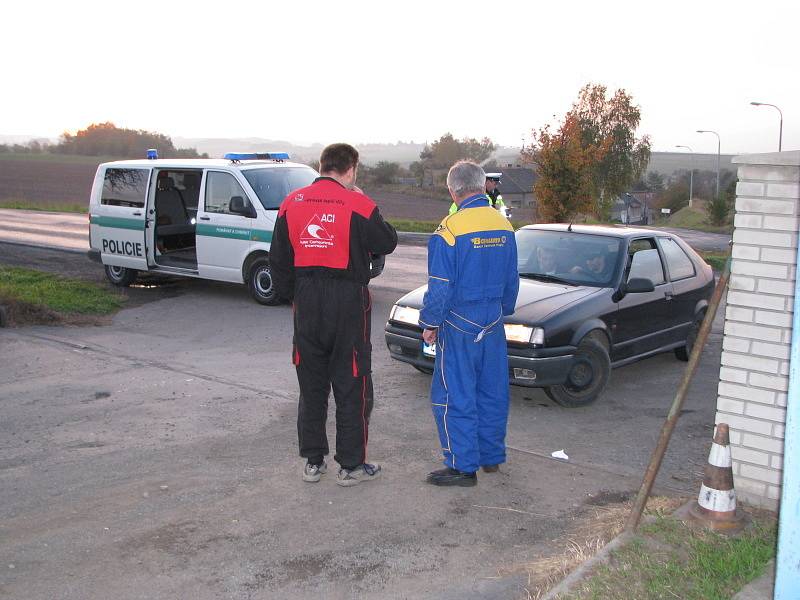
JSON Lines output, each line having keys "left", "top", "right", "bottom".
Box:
{"left": 199, "top": 216, "right": 211, "bottom": 221}
{"left": 133, "top": 211, "right": 142, "bottom": 216}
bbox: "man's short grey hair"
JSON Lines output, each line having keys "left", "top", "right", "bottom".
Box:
{"left": 447, "top": 161, "right": 486, "bottom": 198}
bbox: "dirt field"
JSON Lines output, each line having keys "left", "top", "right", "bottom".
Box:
{"left": 0, "top": 155, "right": 539, "bottom": 223}
{"left": 0, "top": 156, "right": 98, "bottom": 204}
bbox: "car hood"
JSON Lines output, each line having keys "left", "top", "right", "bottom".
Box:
{"left": 395, "top": 279, "right": 603, "bottom": 323}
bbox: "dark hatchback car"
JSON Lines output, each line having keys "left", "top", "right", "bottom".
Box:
{"left": 384, "top": 224, "right": 715, "bottom": 407}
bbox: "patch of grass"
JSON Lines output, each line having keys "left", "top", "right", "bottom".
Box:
{"left": 388, "top": 219, "right": 440, "bottom": 233}
{"left": 0, "top": 200, "right": 87, "bottom": 213}
{"left": 665, "top": 206, "right": 732, "bottom": 234}
{"left": 389, "top": 218, "right": 529, "bottom": 233}
{"left": 0, "top": 266, "right": 123, "bottom": 318}
{"left": 562, "top": 513, "right": 777, "bottom": 600}
{"left": 515, "top": 496, "right": 682, "bottom": 600}
{"left": 699, "top": 252, "right": 729, "bottom": 272}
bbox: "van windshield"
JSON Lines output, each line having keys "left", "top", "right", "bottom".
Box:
{"left": 243, "top": 167, "right": 318, "bottom": 210}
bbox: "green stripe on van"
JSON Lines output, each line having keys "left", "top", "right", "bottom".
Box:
{"left": 90, "top": 215, "right": 145, "bottom": 230}
{"left": 196, "top": 223, "right": 251, "bottom": 240}
{"left": 250, "top": 229, "right": 273, "bottom": 243}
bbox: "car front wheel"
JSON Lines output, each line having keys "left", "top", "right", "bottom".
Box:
{"left": 104, "top": 265, "right": 137, "bottom": 287}
{"left": 248, "top": 259, "right": 281, "bottom": 305}
{"left": 545, "top": 338, "right": 611, "bottom": 408}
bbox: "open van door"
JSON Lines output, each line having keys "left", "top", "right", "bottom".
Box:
{"left": 90, "top": 166, "right": 151, "bottom": 273}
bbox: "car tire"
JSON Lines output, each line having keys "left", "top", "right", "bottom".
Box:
{"left": 544, "top": 338, "right": 611, "bottom": 408}
{"left": 248, "top": 259, "right": 281, "bottom": 306}
{"left": 104, "top": 265, "right": 138, "bottom": 287}
{"left": 413, "top": 365, "right": 433, "bottom": 375}
{"left": 675, "top": 313, "right": 704, "bottom": 362}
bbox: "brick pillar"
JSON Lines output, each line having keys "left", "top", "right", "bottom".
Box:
{"left": 716, "top": 151, "right": 800, "bottom": 509}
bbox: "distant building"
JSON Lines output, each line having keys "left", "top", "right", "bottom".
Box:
{"left": 496, "top": 166, "right": 537, "bottom": 211}
{"left": 611, "top": 192, "right": 654, "bottom": 225}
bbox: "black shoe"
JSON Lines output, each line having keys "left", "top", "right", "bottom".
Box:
{"left": 426, "top": 467, "right": 477, "bottom": 487}
{"left": 481, "top": 464, "right": 500, "bottom": 473}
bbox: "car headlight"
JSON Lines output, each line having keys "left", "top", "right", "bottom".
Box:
{"left": 504, "top": 324, "right": 545, "bottom": 345}
{"left": 390, "top": 305, "right": 421, "bottom": 326}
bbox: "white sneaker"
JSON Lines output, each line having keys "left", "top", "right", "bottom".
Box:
{"left": 336, "top": 463, "right": 382, "bottom": 487}
{"left": 302, "top": 461, "right": 327, "bottom": 483}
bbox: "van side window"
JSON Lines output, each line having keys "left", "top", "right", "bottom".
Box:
{"left": 205, "top": 172, "right": 249, "bottom": 215}
{"left": 626, "top": 238, "right": 665, "bottom": 285}
{"left": 102, "top": 168, "right": 149, "bottom": 208}
{"left": 659, "top": 237, "right": 696, "bottom": 281}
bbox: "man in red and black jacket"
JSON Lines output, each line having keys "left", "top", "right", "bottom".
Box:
{"left": 270, "top": 143, "right": 397, "bottom": 487}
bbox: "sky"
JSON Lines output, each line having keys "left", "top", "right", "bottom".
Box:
{"left": 2, "top": 0, "right": 797, "bottom": 155}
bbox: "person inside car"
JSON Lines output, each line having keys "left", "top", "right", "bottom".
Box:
{"left": 571, "top": 249, "right": 612, "bottom": 281}
{"left": 536, "top": 246, "right": 558, "bottom": 275}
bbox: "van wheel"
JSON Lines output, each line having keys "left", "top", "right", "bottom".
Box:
{"left": 675, "top": 313, "right": 704, "bottom": 361}
{"left": 104, "top": 265, "right": 137, "bottom": 287}
{"left": 248, "top": 259, "right": 281, "bottom": 306}
{"left": 544, "top": 338, "right": 610, "bottom": 408}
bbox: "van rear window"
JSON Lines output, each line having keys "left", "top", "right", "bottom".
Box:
{"left": 102, "top": 168, "right": 149, "bottom": 208}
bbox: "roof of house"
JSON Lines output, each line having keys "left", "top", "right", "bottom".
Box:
{"left": 495, "top": 167, "right": 536, "bottom": 195}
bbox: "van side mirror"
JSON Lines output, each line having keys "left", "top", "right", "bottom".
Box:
{"left": 369, "top": 254, "right": 385, "bottom": 279}
{"left": 229, "top": 196, "right": 255, "bottom": 218}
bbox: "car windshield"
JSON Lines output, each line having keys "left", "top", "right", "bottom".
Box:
{"left": 242, "top": 166, "right": 318, "bottom": 210}
{"left": 516, "top": 229, "right": 622, "bottom": 288}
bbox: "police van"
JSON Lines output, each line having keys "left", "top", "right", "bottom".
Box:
{"left": 88, "top": 151, "right": 319, "bottom": 305}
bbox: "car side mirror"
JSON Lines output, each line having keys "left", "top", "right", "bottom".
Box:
{"left": 229, "top": 196, "right": 255, "bottom": 218}
{"left": 369, "top": 253, "right": 385, "bottom": 279}
{"left": 626, "top": 277, "right": 655, "bottom": 293}
{"left": 613, "top": 277, "right": 655, "bottom": 302}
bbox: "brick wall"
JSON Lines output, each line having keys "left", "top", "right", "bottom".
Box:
{"left": 717, "top": 151, "right": 800, "bottom": 510}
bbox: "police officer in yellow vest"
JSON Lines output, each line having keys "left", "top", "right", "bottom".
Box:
{"left": 449, "top": 172, "right": 508, "bottom": 217}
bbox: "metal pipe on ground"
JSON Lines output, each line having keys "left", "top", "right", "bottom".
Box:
{"left": 624, "top": 253, "right": 732, "bottom": 533}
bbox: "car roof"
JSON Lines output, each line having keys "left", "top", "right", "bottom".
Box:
{"left": 518, "top": 223, "right": 672, "bottom": 239}
{"left": 98, "top": 159, "right": 312, "bottom": 170}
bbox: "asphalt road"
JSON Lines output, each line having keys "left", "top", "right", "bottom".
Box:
{"left": 0, "top": 231, "right": 726, "bottom": 599}
{"left": 0, "top": 208, "right": 733, "bottom": 253}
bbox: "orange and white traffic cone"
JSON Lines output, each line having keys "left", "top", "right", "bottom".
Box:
{"left": 676, "top": 423, "right": 747, "bottom": 532}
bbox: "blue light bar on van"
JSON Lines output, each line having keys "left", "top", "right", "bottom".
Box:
{"left": 147, "top": 149, "right": 158, "bottom": 159}
{"left": 224, "top": 152, "right": 290, "bottom": 161}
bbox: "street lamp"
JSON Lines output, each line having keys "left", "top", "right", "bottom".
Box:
{"left": 676, "top": 145, "right": 694, "bottom": 208}
{"left": 751, "top": 101, "right": 783, "bottom": 151}
{"left": 697, "top": 130, "right": 721, "bottom": 199}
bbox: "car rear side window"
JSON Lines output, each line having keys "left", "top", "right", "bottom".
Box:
{"left": 659, "top": 237, "right": 696, "bottom": 281}
{"left": 627, "top": 239, "right": 665, "bottom": 285}
{"left": 101, "top": 168, "right": 149, "bottom": 208}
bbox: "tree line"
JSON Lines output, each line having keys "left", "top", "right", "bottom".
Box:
{"left": 0, "top": 122, "right": 206, "bottom": 159}
{"left": 366, "top": 83, "right": 730, "bottom": 226}
{"left": 3, "top": 97, "right": 734, "bottom": 225}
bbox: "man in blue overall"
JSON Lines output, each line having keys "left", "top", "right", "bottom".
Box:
{"left": 420, "top": 161, "right": 519, "bottom": 486}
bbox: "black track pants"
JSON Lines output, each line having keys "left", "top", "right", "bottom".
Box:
{"left": 293, "top": 277, "right": 374, "bottom": 469}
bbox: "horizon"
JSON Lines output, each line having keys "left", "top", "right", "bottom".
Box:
{"left": 0, "top": 132, "right": 746, "bottom": 157}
